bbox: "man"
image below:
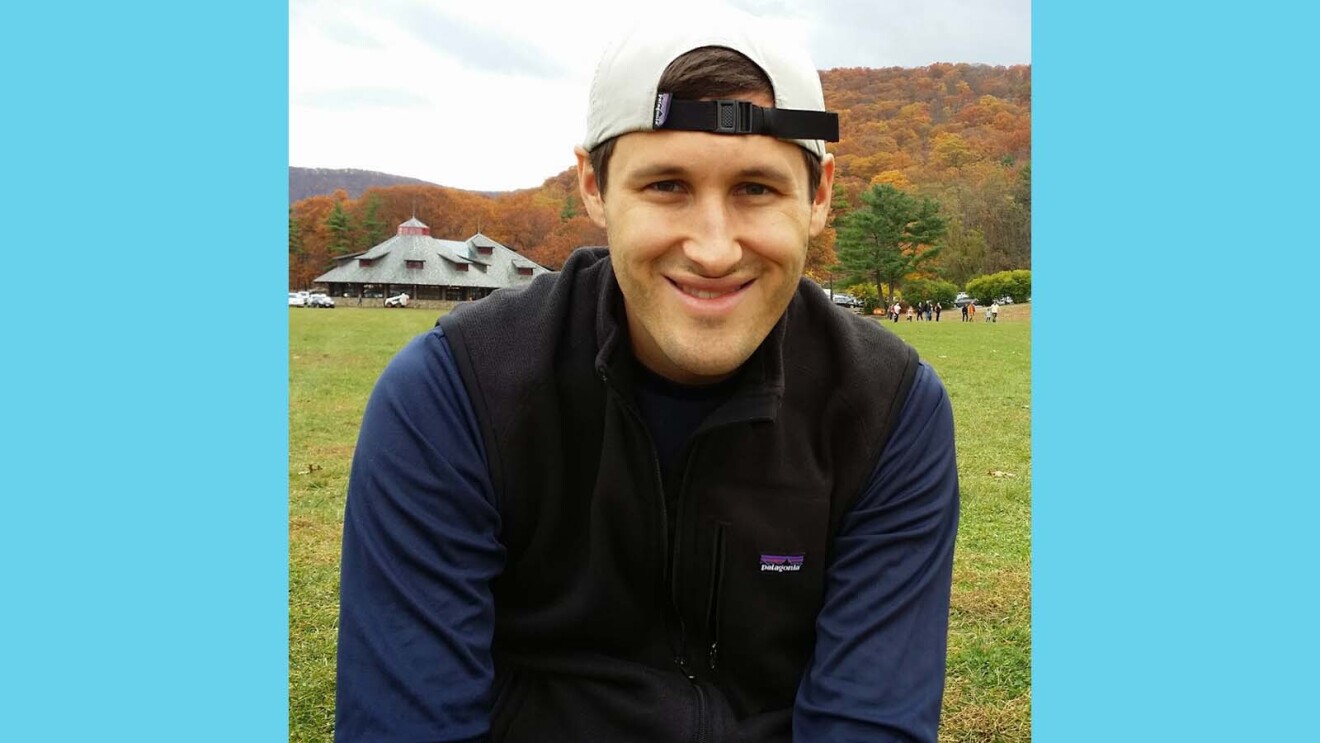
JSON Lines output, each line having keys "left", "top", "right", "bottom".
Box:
{"left": 335, "top": 12, "right": 959, "bottom": 743}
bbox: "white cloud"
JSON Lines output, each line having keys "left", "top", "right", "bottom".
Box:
{"left": 289, "top": 0, "right": 1029, "bottom": 191}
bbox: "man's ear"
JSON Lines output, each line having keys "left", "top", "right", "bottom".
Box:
{"left": 808, "top": 152, "right": 836, "bottom": 237}
{"left": 575, "top": 146, "right": 607, "bottom": 229}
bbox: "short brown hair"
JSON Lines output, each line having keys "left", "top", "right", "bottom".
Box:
{"left": 589, "top": 46, "right": 823, "bottom": 198}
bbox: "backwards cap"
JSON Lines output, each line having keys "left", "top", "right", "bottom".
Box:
{"left": 583, "top": 10, "right": 838, "bottom": 159}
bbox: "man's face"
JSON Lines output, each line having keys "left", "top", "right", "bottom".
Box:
{"left": 576, "top": 96, "right": 834, "bottom": 385}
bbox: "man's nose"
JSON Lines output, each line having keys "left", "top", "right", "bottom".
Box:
{"left": 681, "top": 196, "right": 742, "bottom": 276}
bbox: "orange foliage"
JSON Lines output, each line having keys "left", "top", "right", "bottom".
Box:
{"left": 529, "top": 215, "right": 608, "bottom": 270}
{"left": 289, "top": 64, "right": 1030, "bottom": 287}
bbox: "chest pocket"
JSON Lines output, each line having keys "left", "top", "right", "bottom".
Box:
{"left": 689, "top": 482, "right": 832, "bottom": 716}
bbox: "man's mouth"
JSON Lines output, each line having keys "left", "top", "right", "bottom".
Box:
{"left": 670, "top": 278, "right": 752, "bottom": 300}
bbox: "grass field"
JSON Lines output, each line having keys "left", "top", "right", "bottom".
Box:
{"left": 289, "top": 302, "right": 1031, "bottom": 742}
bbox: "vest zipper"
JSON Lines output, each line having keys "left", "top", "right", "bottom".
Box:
{"left": 705, "top": 524, "right": 727, "bottom": 672}
{"left": 670, "top": 435, "right": 732, "bottom": 743}
{"left": 598, "top": 371, "right": 689, "bottom": 673}
{"left": 602, "top": 370, "right": 736, "bottom": 743}
{"left": 692, "top": 679, "right": 710, "bottom": 743}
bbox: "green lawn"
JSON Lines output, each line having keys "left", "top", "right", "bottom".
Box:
{"left": 289, "top": 303, "right": 1031, "bottom": 743}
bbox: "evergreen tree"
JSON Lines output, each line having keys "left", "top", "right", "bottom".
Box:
{"left": 289, "top": 207, "right": 304, "bottom": 258}
{"left": 835, "top": 184, "right": 947, "bottom": 307}
{"left": 326, "top": 201, "right": 355, "bottom": 257}
{"left": 360, "top": 194, "right": 389, "bottom": 250}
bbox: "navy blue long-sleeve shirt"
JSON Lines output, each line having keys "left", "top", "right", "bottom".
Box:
{"left": 336, "top": 326, "right": 959, "bottom": 742}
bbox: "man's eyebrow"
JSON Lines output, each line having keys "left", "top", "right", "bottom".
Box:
{"left": 625, "top": 164, "right": 796, "bottom": 183}
{"left": 731, "top": 166, "right": 795, "bottom": 184}
{"left": 626, "top": 164, "right": 691, "bottom": 181}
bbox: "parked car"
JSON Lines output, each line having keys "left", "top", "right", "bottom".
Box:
{"left": 307, "top": 293, "right": 335, "bottom": 308}
{"left": 954, "top": 292, "right": 972, "bottom": 308}
{"left": 288, "top": 291, "right": 309, "bottom": 307}
{"left": 830, "top": 293, "right": 864, "bottom": 311}
{"left": 384, "top": 292, "right": 410, "bottom": 308}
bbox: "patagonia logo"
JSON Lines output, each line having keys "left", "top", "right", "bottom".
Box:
{"left": 760, "top": 553, "right": 805, "bottom": 573}
{"left": 653, "top": 93, "right": 672, "bottom": 127}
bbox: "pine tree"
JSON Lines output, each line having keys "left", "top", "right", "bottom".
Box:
{"left": 360, "top": 194, "right": 388, "bottom": 250}
{"left": 835, "top": 184, "right": 947, "bottom": 307}
{"left": 326, "top": 201, "right": 355, "bottom": 257}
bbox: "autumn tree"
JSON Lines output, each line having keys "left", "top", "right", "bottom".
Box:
{"left": 529, "top": 214, "right": 607, "bottom": 269}
{"left": 835, "top": 184, "right": 947, "bottom": 307}
{"left": 930, "top": 217, "right": 987, "bottom": 287}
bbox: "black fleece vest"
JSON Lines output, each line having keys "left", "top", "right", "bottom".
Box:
{"left": 439, "top": 248, "right": 918, "bottom": 743}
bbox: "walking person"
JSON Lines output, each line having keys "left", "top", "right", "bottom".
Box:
{"left": 990, "top": 301, "right": 1000, "bottom": 323}
{"left": 935, "top": 302, "right": 942, "bottom": 322}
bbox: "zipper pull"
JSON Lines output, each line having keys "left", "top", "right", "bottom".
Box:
{"left": 674, "top": 655, "right": 696, "bottom": 682}
{"left": 708, "top": 642, "right": 718, "bottom": 672}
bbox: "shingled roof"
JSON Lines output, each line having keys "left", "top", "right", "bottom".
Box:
{"left": 313, "top": 219, "right": 550, "bottom": 290}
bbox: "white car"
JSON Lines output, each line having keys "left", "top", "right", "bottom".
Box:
{"left": 288, "top": 291, "right": 309, "bottom": 307}
{"left": 384, "top": 292, "right": 410, "bottom": 308}
{"left": 307, "top": 293, "right": 335, "bottom": 308}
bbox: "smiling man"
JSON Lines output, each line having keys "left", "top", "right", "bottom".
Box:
{"left": 335, "top": 12, "right": 960, "bottom": 743}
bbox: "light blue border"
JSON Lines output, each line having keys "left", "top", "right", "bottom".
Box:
{"left": 3, "top": 2, "right": 288, "bottom": 740}
{"left": 1035, "top": 2, "right": 1319, "bottom": 740}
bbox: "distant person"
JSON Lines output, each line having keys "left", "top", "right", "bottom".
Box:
{"left": 906, "top": 305, "right": 915, "bottom": 321}
{"left": 968, "top": 301, "right": 975, "bottom": 322}
{"left": 334, "top": 11, "right": 959, "bottom": 743}
{"left": 960, "top": 303, "right": 968, "bottom": 322}
{"left": 984, "top": 305, "right": 991, "bottom": 322}
{"left": 935, "top": 302, "right": 942, "bottom": 322}
{"left": 990, "top": 301, "right": 1000, "bottom": 323}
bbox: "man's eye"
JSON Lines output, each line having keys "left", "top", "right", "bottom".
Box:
{"left": 740, "top": 183, "right": 772, "bottom": 196}
{"left": 648, "top": 181, "right": 682, "bottom": 193}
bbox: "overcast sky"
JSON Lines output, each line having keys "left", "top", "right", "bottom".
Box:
{"left": 290, "top": 0, "right": 1030, "bottom": 192}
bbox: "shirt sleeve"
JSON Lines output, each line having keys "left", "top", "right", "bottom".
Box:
{"left": 335, "top": 327, "right": 504, "bottom": 743}
{"left": 794, "top": 360, "right": 960, "bottom": 743}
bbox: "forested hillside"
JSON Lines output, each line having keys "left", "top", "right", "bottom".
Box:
{"left": 290, "top": 63, "right": 1030, "bottom": 291}
{"left": 288, "top": 167, "right": 448, "bottom": 203}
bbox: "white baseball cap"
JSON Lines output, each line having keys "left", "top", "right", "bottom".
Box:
{"left": 583, "top": 10, "right": 838, "bottom": 159}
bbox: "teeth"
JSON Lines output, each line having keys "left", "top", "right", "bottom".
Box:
{"left": 679, "top": 284, "right": 734, "bottom": 300}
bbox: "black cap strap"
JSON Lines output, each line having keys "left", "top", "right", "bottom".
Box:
{"left": 652, "top": 94, "right": 839, "bottom": 142}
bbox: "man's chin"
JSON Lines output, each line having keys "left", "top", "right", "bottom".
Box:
{"left": 658, "top": 338, "right": 755, "bottom": 382}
